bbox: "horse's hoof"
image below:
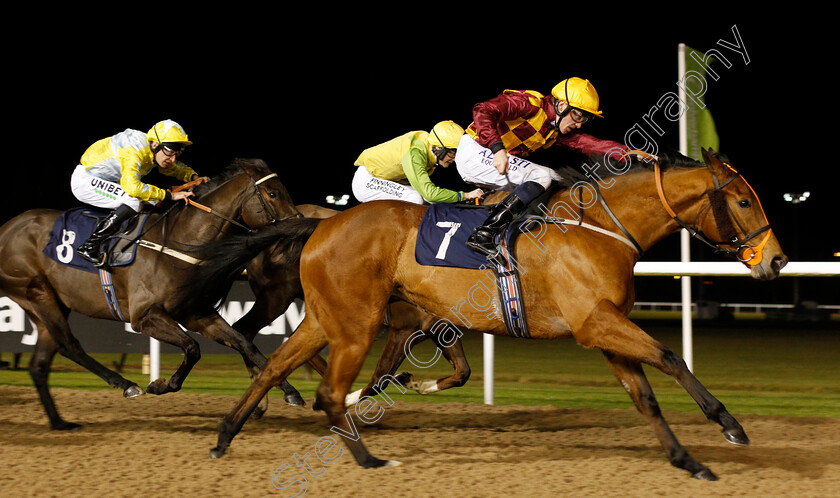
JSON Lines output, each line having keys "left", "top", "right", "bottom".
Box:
{"left": 146, "top": 378, "right": 174, "bottom": 395}
{"left": 284, "top": 392, "right": 306, "bottom": 407}
{"left": 691, "top": 468, "right": 718, "bottom": 481}
{"left": 394, "top": 371, "right": 414, "bottom": 385}
{"left": 124, "top": 385, "right": 145, "bottom": 398}
{"left": 362, "top": 456, "right": 402, "bottom": 469}
{"left": 723, "top": 428, "right": 750, "bottom": 446}
{"left": 51, "top": 420, "right": 82, "bottom": 431}
{"left": 209, "top": 447, "right": 226, "bottom": 459}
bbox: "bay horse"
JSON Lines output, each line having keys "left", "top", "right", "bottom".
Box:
{"left": 233, "top": 201, "right": 481, "bottom": 416}
{"left": 0, "top": 158, "right": 305, "bottom": 429}
{"left": 204, "top": 149, "right": 786, "bottom": 480}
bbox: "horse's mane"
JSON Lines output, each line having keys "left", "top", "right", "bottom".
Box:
{"left": 170, "top": 217, "right": 322, "bottom": 319}
{"left": 554, "top": 148, "right": 721, "bottom": 188}
{"left": 188, "top": 158, "right": 271, "bottom": 198}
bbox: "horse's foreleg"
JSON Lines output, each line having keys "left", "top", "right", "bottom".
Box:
{"left": 24, "top": 281, "right": 142, "bottom": 401}
{"left": 188, "top": 313, "right": 305, "bottom": 407}
{"left": 659, "top": 349, "right": 749, "bottom": 446}
{"left": 316, "top": 336, "right": 401, "bottom": 469}
{"left": 349, "top": 325, "right": 418, "bottom": 405}
{"left": 424, "top": 332, "right": 471, "bottom": 393}
{"left": 388, "top": 329, "right": 472, "bottom": 397}
{"left": 603, "top": 351, "right": 717, "bottom": 480}
{"left": 230, "top": 304, "right": 272, "bottom": 417}
{"left": 307, "top": 353, "right": 327, "bottom": 376}
{"left": 350, "top": 317, "right": 470, "bottom": 405}
{"left": 211, "top": 317, "right": 328, "bottom": 459}
{"left": 230, "top": 297, "right": 272, "bottom": 362}
{"left": 574, "top": 299, "right": 743, "bottom": 479}
{"left": 134, "top": 305, "right": 201, "bottom": 395}
{"left": 27, "top": 325, "right": 79, "bottom": 430}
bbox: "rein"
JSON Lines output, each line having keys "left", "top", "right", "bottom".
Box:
{"left": 176, "top": 172, "right": 294, "bottom": 233}
{"left": 131, "top": 171, "right": 298, "bottom": 266}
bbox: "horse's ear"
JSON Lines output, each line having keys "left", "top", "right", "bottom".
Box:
{"left": 235, "top": 158, "right": 255, "bottom": 175}
{"left": 701, "top": 147, "right": 731, "bottom": 177}
{"left": 231, "top": 158, "right": 271, "bottom": 182}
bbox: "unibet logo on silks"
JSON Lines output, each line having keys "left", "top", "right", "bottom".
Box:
{"left": 89, "top": 177, "right": 125, "bottom": 200}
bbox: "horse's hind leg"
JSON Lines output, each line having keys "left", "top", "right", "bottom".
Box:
{"left": 27, "top": 325, "right": 79, "bottom": 430}
{"left": 603, "top": 352, "right": 717, "bottom": 480}
{"left": 211, "top": 316, "right": 328, "bottom": 459}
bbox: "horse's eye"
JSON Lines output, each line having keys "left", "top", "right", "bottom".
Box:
{"left": 268, "top": 192, "right": 277, "bottom": 199}
{"left": 738, "top": 199, "right": 751, "bottom": 208}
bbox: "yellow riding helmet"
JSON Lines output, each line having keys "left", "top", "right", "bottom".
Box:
{"left": 428, "top": 120, "right": 465, "bottom": 149}
{"left": 147, "top": 119, "right": 193, "bottom": 146}
{"left": 551, "top": 77, "right": 604, "bottom": 118}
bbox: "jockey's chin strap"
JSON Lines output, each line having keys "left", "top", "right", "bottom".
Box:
{"left": 649, "top": 155, "right": 773, "bottom": 267}
{"left": 174, "top": 172, "right": 300, "bottom": 232}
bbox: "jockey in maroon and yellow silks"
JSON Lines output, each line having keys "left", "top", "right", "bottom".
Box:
{"left": 466, "top": 88, "right": 626, "bottom": 160}
{"left": 457, "top": 77, "right": 629, "bottom": 257}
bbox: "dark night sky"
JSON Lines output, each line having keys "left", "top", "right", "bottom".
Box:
{"left": 3, "top": 14, "right": 835, "bottom": 304}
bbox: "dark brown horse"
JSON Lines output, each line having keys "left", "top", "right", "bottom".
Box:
{"left": 204, "top": 149, "right": 787, "bottom": 480}
{"left": 0, "top": 158, "right": 304, "bottom": 429}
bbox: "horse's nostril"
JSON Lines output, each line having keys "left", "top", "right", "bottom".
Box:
{"left": 772, "top": 255, "right": 789, "bottom": 271}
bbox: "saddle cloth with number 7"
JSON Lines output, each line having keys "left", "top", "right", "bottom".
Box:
{"left": 414, "top": 202, "right": 529, "bottom": 269}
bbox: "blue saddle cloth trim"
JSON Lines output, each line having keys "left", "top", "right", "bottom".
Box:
{"left": 42, "top": 206, "right": 140, "bottom": 274}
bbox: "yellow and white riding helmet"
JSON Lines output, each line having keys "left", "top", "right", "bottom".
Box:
{"left": 147, "top": 119, "right": 192, "bottom": 153}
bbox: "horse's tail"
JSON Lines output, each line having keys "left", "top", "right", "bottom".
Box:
{"left": 171, "top": 217, "right": 322, "bottom": 318}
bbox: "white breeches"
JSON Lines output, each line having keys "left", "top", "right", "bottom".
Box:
{"left": 454, "top": 135, "right": 559, "bottom": 191}
{"left": 351, "top": 165, "right": 425, "bottom": 205}
{"left": 70, "top": 165, "right": 145, "bottom": 211}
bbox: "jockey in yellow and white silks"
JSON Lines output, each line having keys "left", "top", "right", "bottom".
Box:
{"left": 70, "top": 119, "right": 209, "bottom": 267}
{"left": 352, "top": 120, "right": 484, "bottom": 205}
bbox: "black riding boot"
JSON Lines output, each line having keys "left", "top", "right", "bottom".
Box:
{"left": 466, "top": 182, "right": 545, "bottom": 256}
{"left": 76, "top": 205, "right": 136, "bottom": 267}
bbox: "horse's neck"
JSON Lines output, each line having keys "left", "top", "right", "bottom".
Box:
{"left": 585, "top": 168, "right": 712, "bottom": 253}
{"left": 156, "top": 177, "right": 248, "bottom": 243}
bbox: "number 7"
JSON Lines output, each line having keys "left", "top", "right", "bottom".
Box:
{"left": 435, "top": 221, "right": 461, "bottom": 259}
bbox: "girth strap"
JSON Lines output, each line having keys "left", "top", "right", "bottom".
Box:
{"left": 98, "top": 269, "right": 126, "bottom": 321}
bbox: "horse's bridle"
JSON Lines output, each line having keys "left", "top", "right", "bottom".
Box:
{"left": 181, "top": 172, "right": 302, "bottom": 232}
{"left": 652, "top": 158, "right": 773, "bottom": 267}
{"left": 127, "top": 172, "right": 302, "bottom": 266}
